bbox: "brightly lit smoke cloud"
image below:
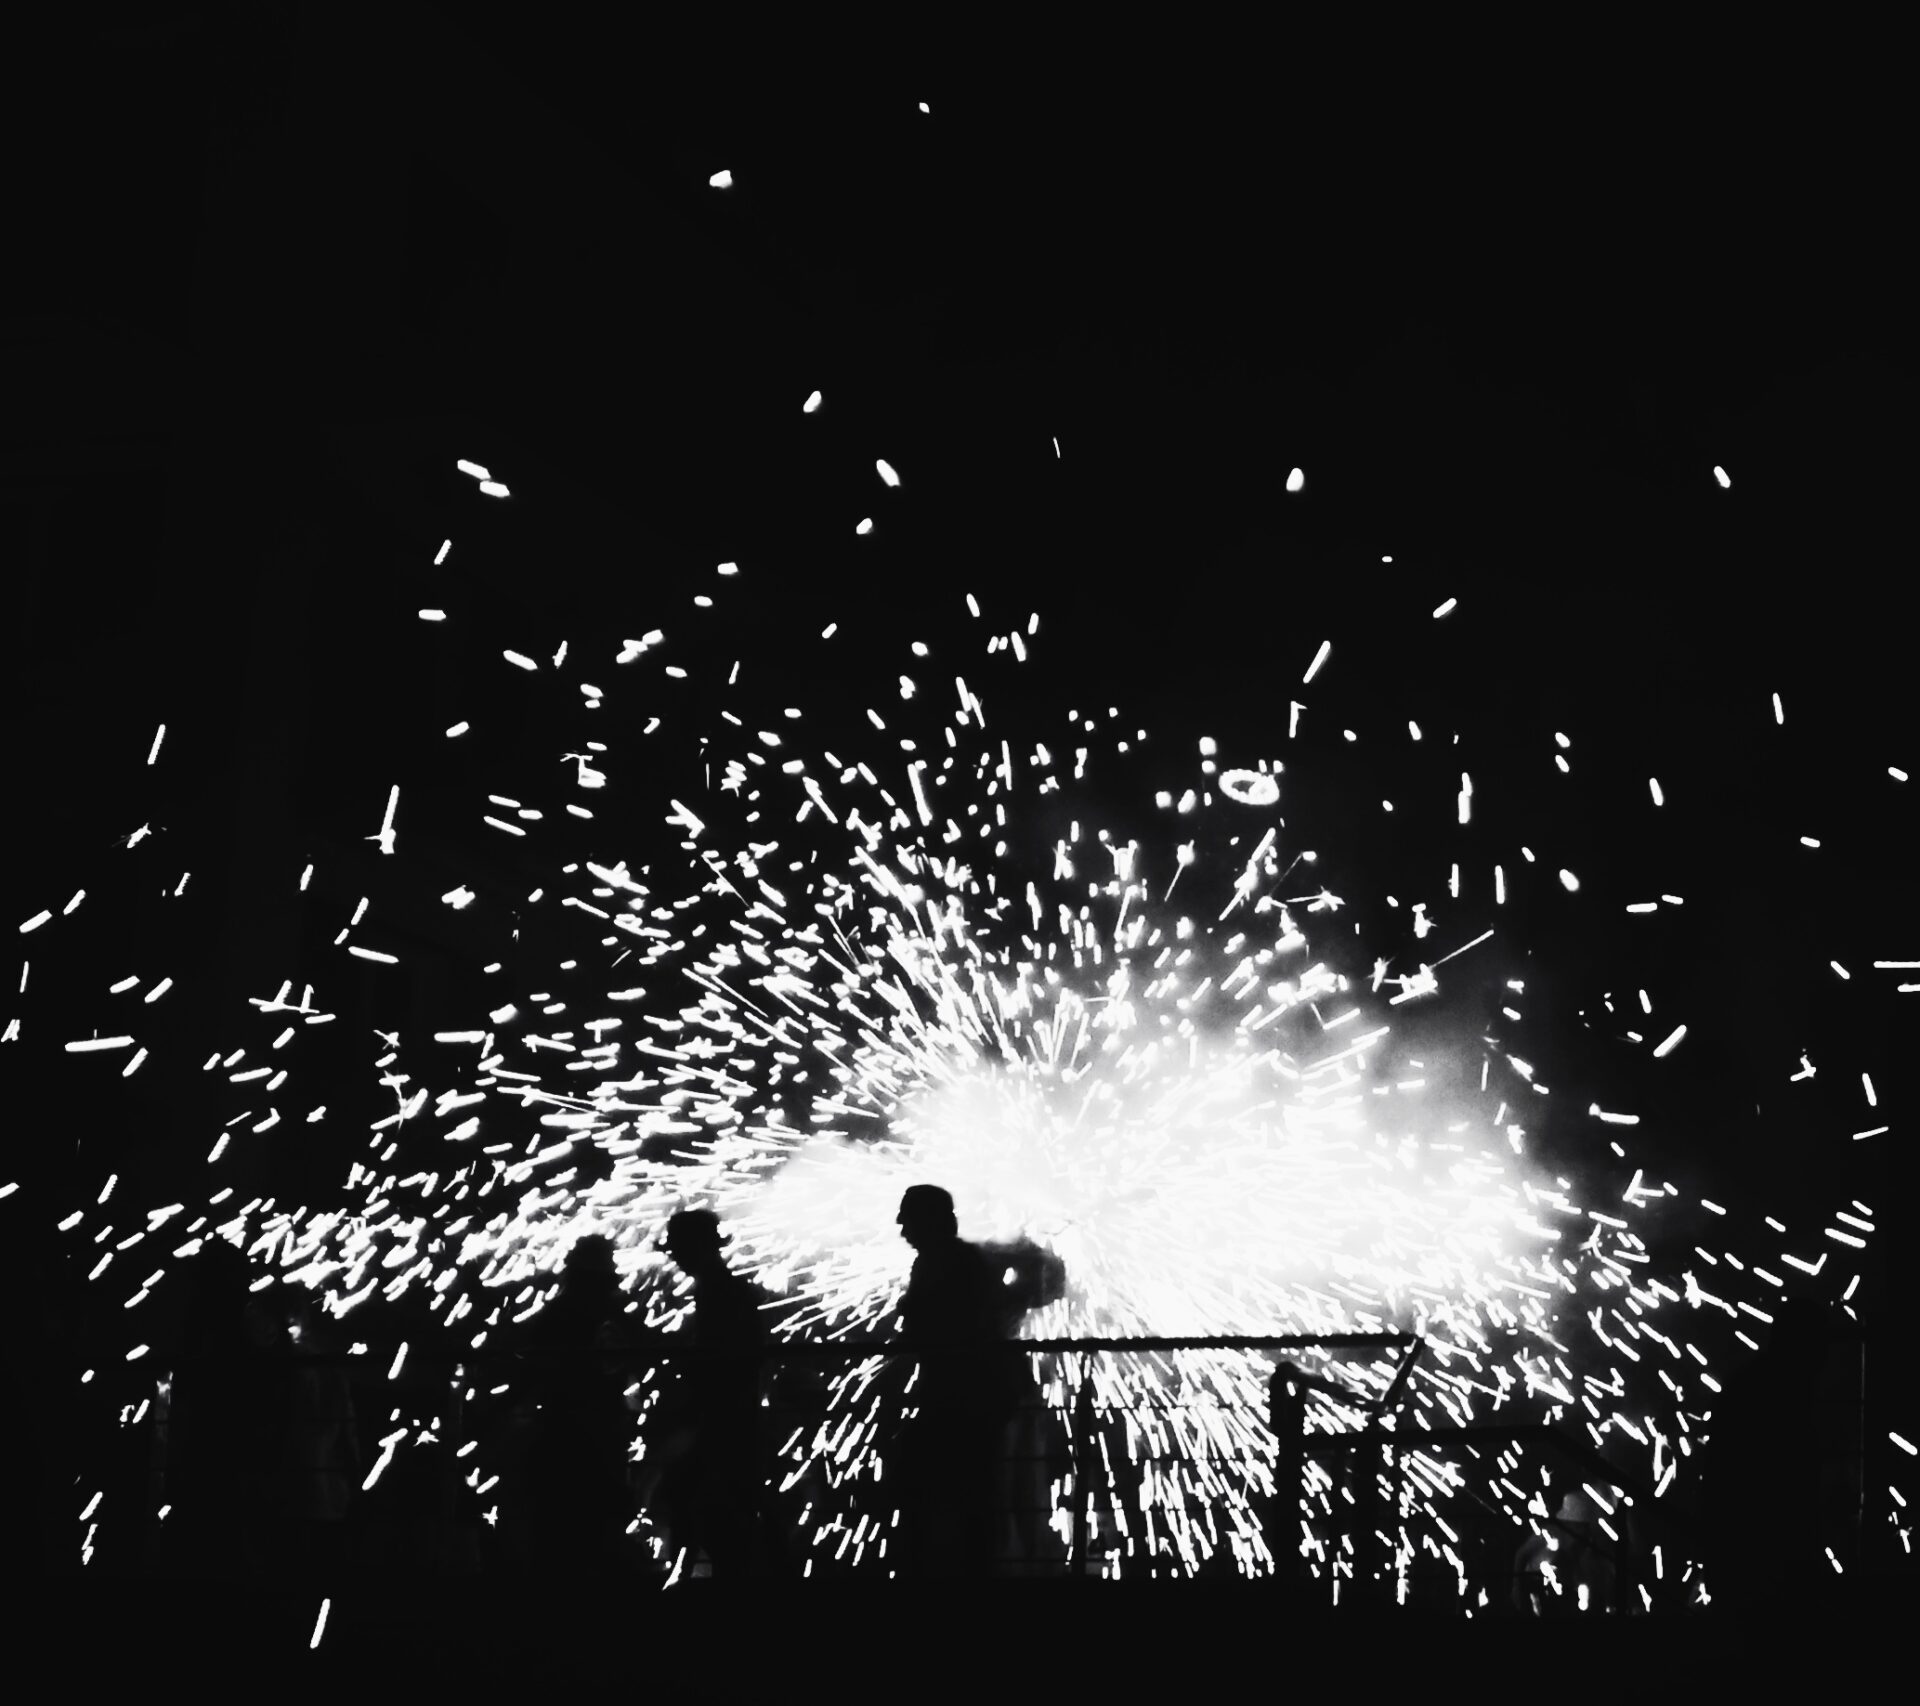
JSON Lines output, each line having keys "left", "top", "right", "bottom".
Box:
{"left": 14, "top": 443, "right": 1907, "bottom": 1594}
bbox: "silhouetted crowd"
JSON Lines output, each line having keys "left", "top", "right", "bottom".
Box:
{"left": 1, "top": 1186, "right": 1894, "bottom": 1607}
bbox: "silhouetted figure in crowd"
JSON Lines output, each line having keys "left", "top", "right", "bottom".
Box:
{"left": 0, "top": 1240, "right": 85, "bottom": 1579}
{"left": 498, "top": 1235, "right": 634, "bottom": 1573}
{"left": 889, "top": 1185, "right": 1016, "bottom": 1580}
{"left": 649, "top": 1210, "right": 774, "bottom": 1578}
{"left": 1513, "top": 1478, "right": 1616, "bottom": 1614}
{"left": 1700, "top": 1297, "right": 1862, "bottom": 1612}
{"left": 159, "top": 1241, "right": 293, "bottom": 1576}
{"left": 279, "top": 1289, "right": 360, "bottom": 1581}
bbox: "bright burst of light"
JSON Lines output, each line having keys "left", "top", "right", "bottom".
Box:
{"left": 11, "top": 457, "right": 1906, "bottom": 1605}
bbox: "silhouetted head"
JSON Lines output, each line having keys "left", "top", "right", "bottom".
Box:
{"left": 897, "top": 1185, "right": 959, "bottom": 1251}
{"left": 560, "top": 1233, "right": 622, "bottom": 1308}
{"left": 182, "top": 1239, "right": 252, "bottom": 1345}
{"left": 660, "top": 1210, "right": 729, "bottom": 1276}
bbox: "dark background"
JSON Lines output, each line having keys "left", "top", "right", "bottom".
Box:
{"left": 1, "top": 9, "right": 1910, "bottom": 1406}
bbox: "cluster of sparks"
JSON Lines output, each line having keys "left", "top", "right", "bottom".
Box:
{"left": 11, "top": 436, "right": 1916, "bottom": 1603}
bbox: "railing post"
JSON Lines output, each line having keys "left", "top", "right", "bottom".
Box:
{"left": 1268, "top": 1363, "right": 1306, "bottom": 1588}
{"left": 1070, "top": 1373, "right": 1096, "bottom": 1578}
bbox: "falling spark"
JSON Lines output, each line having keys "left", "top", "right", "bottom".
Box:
{"left": 371, "top": 786, "right": 400, "bottom": 856}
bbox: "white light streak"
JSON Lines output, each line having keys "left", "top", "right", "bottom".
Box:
{"left": 372, "top": 785, "right": 400, "bottom": 856}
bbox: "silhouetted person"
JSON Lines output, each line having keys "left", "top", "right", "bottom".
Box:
{"left": 159, "top": 1241, "right": 293, "bottom": 1576}
{"left": 890, "top": 1184, "right": 1013, "bottom": 1580}
{"left": 650, "top": 1210, "right": 772, "bottom": 1578}
{"left": 498, "top": 1236, "right": 633, "bottom": 1573}
{"left": 279, "top": 1290, "right": 360, "bottom": 1581}
{"left": 0, "top": 1240, "right": 84, "bottom": 1579}
{"left": 1513, "top": 1479, "right": 1616, "bottom": 1614}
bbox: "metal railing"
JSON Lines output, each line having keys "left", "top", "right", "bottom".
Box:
{"left": 120, "top": 1329, "right": 1735, "bottom": 1602}
{"left": 136, "top": 1330, "right": 1429, "bottom": 1580}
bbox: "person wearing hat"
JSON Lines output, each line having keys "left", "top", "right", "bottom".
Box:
{"left": 649, "top": 1210, "right": 774, "bottom": 1578}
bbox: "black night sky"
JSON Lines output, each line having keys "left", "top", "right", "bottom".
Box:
{"left": 1, "top": 4, "right": 1911, "bottom": 1667}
